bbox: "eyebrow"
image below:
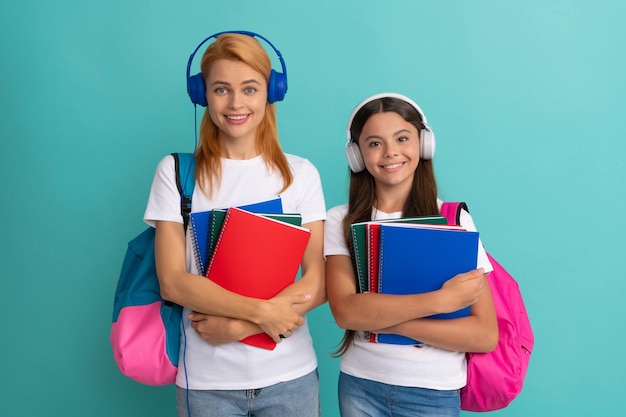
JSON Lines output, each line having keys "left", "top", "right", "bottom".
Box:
{"left": 209, "top": 79, "right": 262, "bottom": 87}
{"left": 363, "top": 128, "right": 413, "bottom": 141}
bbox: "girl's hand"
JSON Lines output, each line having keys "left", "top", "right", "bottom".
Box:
{"left": 254, "top": 293, "right": 310, "bottom": 343}
{"left": 189, "top": 313, "right": 257, "bottom": 346}
{"left": 439, "top": 268, "right": 485, "bottom": 313}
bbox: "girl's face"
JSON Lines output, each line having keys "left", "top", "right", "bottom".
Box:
{"left": 205, "top": 59, "right": 268, "bottom": 144}
{"left": 358, "top": 111, "right": 421, "bottom": 190}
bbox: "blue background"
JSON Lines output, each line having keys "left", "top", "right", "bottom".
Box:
{"left": 2, "top": 1, "right": 625, "bottom": 416}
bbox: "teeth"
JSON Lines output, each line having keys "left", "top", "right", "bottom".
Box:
{"left": 226, "top": 115, "right": 247, "bottom": 120}
{"left": 383, "top": 163, "right": 402, "bottom": 169}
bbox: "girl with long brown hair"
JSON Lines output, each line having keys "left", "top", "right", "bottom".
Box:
{"left": 324, "top": 93, "right": 497, "bottom": 417}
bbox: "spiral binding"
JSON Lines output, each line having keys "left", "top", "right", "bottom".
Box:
{"left": 189, "top": 216, "right": 206, "bottom": 275}
{"left": 378, "top": 227, "right": 385, "bottom": 294}
{"left": 367, "top": 224, "right": 379, "bottom": 295}
{"left": 205, "top": 209, "right": 231, "bottom": 274}
{"left": 350, "top": 227, "right": 365, "bottom": 293}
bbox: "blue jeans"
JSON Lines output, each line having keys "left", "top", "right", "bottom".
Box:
{"left": 176, "top": 369, "right": 320, "bottom": 417}
{"left": 338, "top": 372, "right": 460, "bottom": 417}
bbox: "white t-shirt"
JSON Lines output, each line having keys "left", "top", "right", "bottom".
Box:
{"left": 323, "top": 203, "right": 493, "bottom": 390}
{"left": 144, "top": 153, "right": 326, "bottom": 390}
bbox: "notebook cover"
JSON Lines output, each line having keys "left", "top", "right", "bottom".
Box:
{"left": 209, "top": 210, "right": 302, "bottom": 260}
{"left": 373, "top": 224, "right": 479, "bottom": 345}
{"left": 189, "top": 197, "right": 283, "bottom": 275}
{"left": 205, "top": 207, "right": 311, "bottom": 350}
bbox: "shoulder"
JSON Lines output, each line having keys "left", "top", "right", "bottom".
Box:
{"left": 284, "top": 153, "right": 323, "bottom": 192}
{"left": 327, "top": 204, "right": 348, "bottom": 219}
{"left": 144, "top": 154, "right": 182, "bottom": 226}
{"left": 458, "top": 209, "right": 478, "bottom": 232}
{"left": 326, "top": 204, "right": 348, "bottom": 226}
{"left": 154, "top": 154, "right": 177, "bottom": 177}
{"left": 285, "top": 153, "right": 320, "bottom": 175}
{"left": 279, "top": 154, "right": 326, "bottom": 222}
{"left": 323, "top": 204, "right": 350, "bottom": 256}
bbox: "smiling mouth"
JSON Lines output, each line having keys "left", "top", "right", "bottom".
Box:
{"left": 225, "top": 114, "right": 249, "bottom": 121}
{"left": 381, "top": 162, "right": 404, "bottom": 170}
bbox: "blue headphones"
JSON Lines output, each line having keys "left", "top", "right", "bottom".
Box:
{"left": 186, "top": 30, "right": 288, "bottom": 106}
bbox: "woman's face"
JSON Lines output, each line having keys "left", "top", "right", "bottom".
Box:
{"left": 205, "top": 59, "right": 268, "bottom": 145}
{"left": 358, "top": 111, "right": 421, "bottom": 191}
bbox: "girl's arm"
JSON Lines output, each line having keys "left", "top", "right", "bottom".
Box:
{"left": 326, "top": 253, "right": 485, "bottom": 331}
{"left": 377, "top": 273, "right": 498, "bottom": 352}
{"left": 189, "top": 220, "right": 326, "bottom": 344}
{"left": 154, "top": 220, "right": 310, "bottom": 343}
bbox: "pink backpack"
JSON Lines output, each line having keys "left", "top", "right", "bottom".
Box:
{"left": 441, "top": 202, "right": 534, "bottom": 412}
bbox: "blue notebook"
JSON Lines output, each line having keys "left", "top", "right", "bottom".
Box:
{"left": 189, "top": 197, "right": 283, "bottom": 275}
{"left": 375, "top": 224, "right": 479, "bottom": 345}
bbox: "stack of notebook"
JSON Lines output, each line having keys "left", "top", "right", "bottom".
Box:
{"left": 189, "top": 198, "right": 310, "bottom": 350}
{"left": 189, "top": 197, "right": 284, "bottom": 275}
{"left": 350, "top": 216, "right": 479, "bottom": 345}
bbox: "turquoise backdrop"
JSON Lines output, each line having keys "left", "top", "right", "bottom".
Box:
{"left": 2, "top": 1, "right": 625, "bottom": 416}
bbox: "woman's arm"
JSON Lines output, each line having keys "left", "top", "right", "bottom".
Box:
{"left": 275, "top": 220, "right": 326, "bottom": 313}
{"left": 377, "top": 273, "right": 498, "bottom": 352}
{"left": 190, "top": 220, "right": 326, "bottom": 344}
{"left": 189, "top": 314, "right": 258, "bottom": 346}
{"left": 325, "top": 254, "right": 485, "bottom": 331}
{"left": 154, "top": 220, "right": 309, "bottom": 342}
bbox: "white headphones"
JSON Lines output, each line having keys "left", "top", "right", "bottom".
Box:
{"left": 345, "top": 92, "right": 436, "bottom": 173}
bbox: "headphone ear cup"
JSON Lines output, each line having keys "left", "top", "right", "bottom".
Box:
{"left": 268, "top": 69, "right": 287, "bottom": 103}
{"left": 345, "top": 142, "right": 365, "bottom": 173}
{"left": 188, "top": 72, "right": 207, "bottom": 107}
{"left": 420, "top": 129, "right": 436, "bottom": 160}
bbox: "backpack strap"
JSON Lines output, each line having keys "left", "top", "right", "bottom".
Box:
{"left": 440, "top": 201, "right": 469, "bottom": 226}
{"left": 171, "top": 152, "right": 196, "bottom": 231}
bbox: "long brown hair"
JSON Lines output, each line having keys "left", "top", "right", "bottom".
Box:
{"left": 194, "top": 33, "right": 293, "bottom": 196}
{"left": 334, "top": 96, "right": 440, "bottom": 356}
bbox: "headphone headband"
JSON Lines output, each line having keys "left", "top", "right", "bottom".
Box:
{"left": 186, "top": 31, "right": 288, "bottom": 106}
{"left": 346, "top": 92, "right": 431, "bottom": 141}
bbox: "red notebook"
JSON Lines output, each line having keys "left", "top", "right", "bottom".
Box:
{"left": 205, "top": 207, "right": 311, "bottom": 350}
{"left": 366, "top": 223, "right": 381, "bottom": 294}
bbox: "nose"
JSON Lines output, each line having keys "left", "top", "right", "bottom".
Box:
{"left": 383, "top": 143, "right": 399, "bottom": 158}
{"left": 228, "top": 91, "right": 243, "bottom": 109}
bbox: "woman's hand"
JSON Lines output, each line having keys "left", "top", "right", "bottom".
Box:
{"left": 253, "top": 293, "right": 310, "bottom": 343}
{"left": 438, "top": 268, "right": 485, "bottom": 313}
